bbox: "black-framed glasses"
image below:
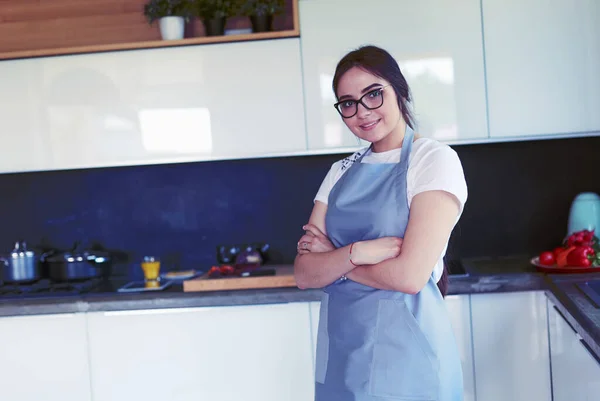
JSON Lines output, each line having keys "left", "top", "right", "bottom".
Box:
{"left": 333, "top": 85, "right": 390, "bottom": 118}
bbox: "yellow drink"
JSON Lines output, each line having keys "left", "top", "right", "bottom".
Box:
{"left": 141, "top": 256, "right": 161, "bottom": 281}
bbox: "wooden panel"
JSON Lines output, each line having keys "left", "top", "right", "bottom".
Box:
{"left": 183, "top": 265, "right": 297, "bottom": 292}
{"left": 0, "top": 0, "right": 298, "bottom": 59}
{"left": 0, "top": 0, "right": 155, "bottom": 52}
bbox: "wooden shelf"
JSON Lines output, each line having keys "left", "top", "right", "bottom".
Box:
{"left": 0, "top": 29, "right": 300, "bottom": 61}
{"left": 0, "top": 0, "right": 299, "bottom": 61}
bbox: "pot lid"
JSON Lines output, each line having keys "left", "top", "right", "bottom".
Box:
{"left": 44, "top": 242, "right": 110, "bottom": 263}
{"left": 10, "top": 241, "right": 35, "bottom": 258}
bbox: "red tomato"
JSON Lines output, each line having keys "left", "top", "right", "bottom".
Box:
{"left": 539, "top": 251, "right": 556, "bottom": 266}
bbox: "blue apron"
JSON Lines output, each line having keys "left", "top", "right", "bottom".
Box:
{"left": 315, "top": 126, "right": 463, "bottom": 401}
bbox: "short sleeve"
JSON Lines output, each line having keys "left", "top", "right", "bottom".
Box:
{"left": 407, "top": 140, "right": 468, "bottom": 215}
{"left": 314, "top": 161, "right": 343, "bottom": 205}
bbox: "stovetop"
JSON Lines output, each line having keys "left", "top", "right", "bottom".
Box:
{"left": 577, "top": 280, "right": 600, "bottom": 309}
{"left": 0, "top": 278, "right": 102, "bottom": 299}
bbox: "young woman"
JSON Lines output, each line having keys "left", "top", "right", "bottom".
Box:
{"left": 294, "top": 45, "right": 468, "bottom": 401}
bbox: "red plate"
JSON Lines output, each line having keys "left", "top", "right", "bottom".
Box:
{"left": 530, "top": 256, "right": 600, "bottom": 274}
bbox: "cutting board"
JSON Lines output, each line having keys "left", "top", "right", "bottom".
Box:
{"left": 182, "top": 265, "right": 297, "bottom": 292}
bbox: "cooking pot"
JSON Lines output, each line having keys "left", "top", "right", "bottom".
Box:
{"left": 0, "top": 241, "right": 42, "bottom": 283}
{"left": 42, "top": 242, "right": 111, "bottom": 282}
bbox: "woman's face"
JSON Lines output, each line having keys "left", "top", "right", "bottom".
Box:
{"left": 335, "top": 66, "right": 402, "bottom": 145}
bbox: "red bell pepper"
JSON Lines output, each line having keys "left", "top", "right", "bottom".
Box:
{"left": 566, "top": 246, "right": 595, "bottom": 267}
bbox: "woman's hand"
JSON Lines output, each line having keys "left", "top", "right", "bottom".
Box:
{"left": 351, "top": 237, "right": 403, "bottom": 265}
{"left": 297, "top": 223, "right": 336, "bottom": 254}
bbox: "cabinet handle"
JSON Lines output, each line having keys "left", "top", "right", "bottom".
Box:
{"left": 579, "top": 339, "right": 600, "bottom": 366}
{"left": 553, "top": 305, "right": 578, "bottom": 335}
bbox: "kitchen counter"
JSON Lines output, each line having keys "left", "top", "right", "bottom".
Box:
{"left": 0, "top": 256, "right": 599, "bottom": 361}
{"left": 0, "top": 257, "right": 546, "bottom": 318}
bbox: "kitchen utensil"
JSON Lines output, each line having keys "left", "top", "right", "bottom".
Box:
{"left": 216, "top": 242, "right": 270, "bottom": 265}
{"left": 567, "top": 192, "right": 600, "bottom": 236}
{"left": 0, "top": 241, "right": 42, "bottom": 283}
{"left": 160, "top": 270, "right": 202, "bottom": 281}
{"left": 42, "top": 242, "right": 111, "bottom": 282}
{"left": 183, "top": 264, "right": 296, "bottom": 292}
{"left": 117, "top": 280, "right": 173, "bottom": 293}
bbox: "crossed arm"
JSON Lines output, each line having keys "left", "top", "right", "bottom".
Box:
{"left": 293, "top": 190, "right": 460, "bottom": 294}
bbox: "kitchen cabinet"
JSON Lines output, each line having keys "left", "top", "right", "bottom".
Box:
{"left": 471, "top": 291, "right": 552, "bottom": 401}
{"left": 309, "top": 300, "right": 320, "bottom": 372}
{"left": 86, "top": 302, "right": 314, "bottom": 401}
{"left": 0, "top": 313, "right": 92, "bottom": 401}
{"left": 308, "top": 294, "right": 475, "bottom": 401}
{"left": 547, "top": 299, "right": 600, "bottom": 401}
{"left": 0, "top": 38, "right": 307, "bottom": 173}
{"left": 445, "top": 294, "right": 476, "bottom": 401}
{"left": 299, "top": 0, "right": 489, "bottom": 152}
{"left": 482, "top": 0, "right": 600, "bottom": 138}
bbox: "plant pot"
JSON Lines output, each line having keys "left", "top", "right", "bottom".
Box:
{"left": 203, "top": 17, "right": 226, "bottom": 37}
{"left": 250, "top": 14, "right": 274, "bottom": 33}
{"left": 159, "top": 16, "right": 185, "bottom": 40}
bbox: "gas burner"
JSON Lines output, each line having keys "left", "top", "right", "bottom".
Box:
{"left": 0, "top": 278, "right": 101, "bottom": 298}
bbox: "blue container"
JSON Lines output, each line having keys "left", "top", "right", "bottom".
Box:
{"left": 567, "top": 192, "right": 600, "bottom": 236}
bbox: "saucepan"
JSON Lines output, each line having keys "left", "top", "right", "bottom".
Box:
{"left": 41, "top": 241, "right": 111, "bottom": 282}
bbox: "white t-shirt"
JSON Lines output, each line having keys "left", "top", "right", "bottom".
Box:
{"left": 314, "top": 138, "right": 468, "bottom": 282}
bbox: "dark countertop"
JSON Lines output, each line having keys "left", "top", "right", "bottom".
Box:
{"left": 0, "top": 256, "right": 546, "bottom": 317}
{"left": 545, "top": 273, "right": 600, "bottom": 362}
{"left": 1, "top": 255, "right": 599, "bottom": 361}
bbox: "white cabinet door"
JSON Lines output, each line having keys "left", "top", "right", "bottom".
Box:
{"left": 482, "top": 0, "right": 600, "bottom": 138}
{"left": 86, "top": 303, "right": 314, "bottom": 401}
{"left": 299, "top": 0, "right": 489, "bottom": 152}
{"left": 548, "top": 300, "right": 600, "bottom": 401}
{"left": 471, "top": 291, "right": 552, "bottom": 401}
{"left": 0, "top": 38, "right": 307, "bottom": 173}
{"left": 0, "top": 313, "right": 92, "bottom": 401}
{"left": 445, "top": 295, "right": 476, "bottom": 401}
{"left": 309, "top": 300, "right": 320, "bottom": 369}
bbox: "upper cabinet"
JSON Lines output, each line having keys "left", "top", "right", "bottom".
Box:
{"left": 482, "top": 0, "right": 600, "bottom": 138}
{"left": 0, "top": 38, "right": 307, "bottom": 173}
{"left": 0, "top": 0, "right": 300, "bottom": 61}
{"left": 299, "top": 0, "right": 489, "bottom": 152}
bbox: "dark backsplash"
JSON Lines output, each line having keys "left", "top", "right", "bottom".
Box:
{"left": 0, "top": 135, "right": 597, "bottom": 273}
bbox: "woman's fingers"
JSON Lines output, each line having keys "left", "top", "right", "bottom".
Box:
{"left": 298, "top": 234, "right": 313, "bottom": 244}
{"left": 303, "top": 223, "right": 325, "bottom": 238}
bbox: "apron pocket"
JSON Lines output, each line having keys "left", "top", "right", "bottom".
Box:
{"left": 369, "top": 299, "right": 439, "bottom": 400}
{"left": 315, "top": 293, "right": 329, "bottom": 384}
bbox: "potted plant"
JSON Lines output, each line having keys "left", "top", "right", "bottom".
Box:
{"left": 143, "top": 0, "right": 192, "bottom": 40}
{"left": 191, "top": 0, "right": 238, "bottom": 37}
{"left": 239, "top": 0, "right": 285, "bottom": 33}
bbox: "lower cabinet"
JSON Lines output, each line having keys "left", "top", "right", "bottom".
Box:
{"left": 85, "top": 302, "right": 314, "bottom": 401}
{"left": 0, "top": 313, "right": 92, "bottom": 401}
{"left": 445, "top": 295, "right": 477, "bottom": 401}
{"left": 548, "top": 299, "right": 600, "bottom": 401}
{"left": 471, "top": 291, "right": 552, "bottom": 401}
{"left": 3, "top": 291, "right": 599, "bottom": 401}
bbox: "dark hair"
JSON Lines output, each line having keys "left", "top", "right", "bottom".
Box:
{"left": 333, "top": 45, "right": 450, "bottom": 298}
{"left": 332, "top": 45, "right": 416, "bottom": 130}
